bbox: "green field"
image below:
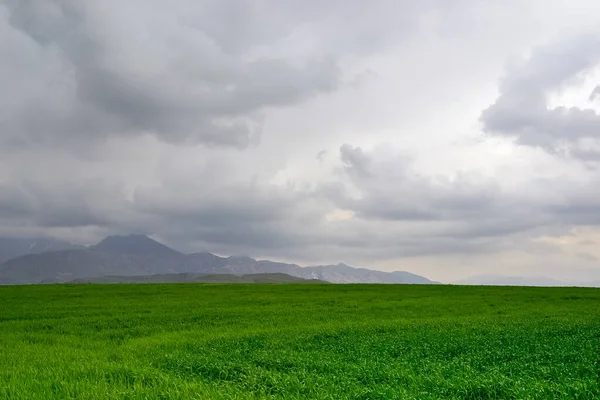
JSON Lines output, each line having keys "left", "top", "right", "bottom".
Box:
{"left": 0, "top": 284, "right": 598, "bottom": 399}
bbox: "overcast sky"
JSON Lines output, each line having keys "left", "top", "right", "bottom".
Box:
{"left": 2, "top": 0, "right": 600, "bottom": 283}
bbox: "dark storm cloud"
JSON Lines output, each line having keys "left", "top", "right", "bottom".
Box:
{"left": 0, "top": 184, "right": 33, "bottom": 220}
{"left": 481, "top": 35, "right": 600, "bottom": 154}
{"left": 0, "top": 176, "right": 134, "bottom": 229}
{"left": 0, "top": 0, "right": 481, "bottom": 153}
{"left": 1, "top": 1, "right": 340, "bottom": 149}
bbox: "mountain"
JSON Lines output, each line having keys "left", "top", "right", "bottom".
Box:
{"left": 0, "top": 237, "right": 82, "bottom": 264}
{"left": 0, "top": 234, "right": 437, "bottom": 285}
{"left": 93, "top": 234, "right": 181, "bottom": 256}
{"left": 67, "top": 273, "right": 326, "bottom": 284}
{"left": 294, "top": 263, "right": 436, "bottom": 284}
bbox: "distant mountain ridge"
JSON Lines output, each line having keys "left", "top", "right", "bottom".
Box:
{"left": 93, "top": 234, "right": 180, "bottom": 256}
{"left": 0, "top": 234, "right": 438, "bottom": 285}
{"left": 0, "top": 237, "right": 83, "bottom": 264}
{"left": 67, "top": 273, "right": 326, "bottom": 284}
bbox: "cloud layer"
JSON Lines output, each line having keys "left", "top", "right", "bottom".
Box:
{"left": 1, "top": 0, "right": 600, "bottom": 282}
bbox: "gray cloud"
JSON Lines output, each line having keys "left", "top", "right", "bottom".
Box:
{"left": 1, "top": 1, "right": 340, "bottom": 149}
{"left": 1, "top": 0, "right": 493, "bottom": 152}
{"left": 0, "top": 142, "right": 519, "bottom": 260}
{"left": 589, "top": 85, "right": 600, "bottom": 101}
{"left": 312, "top": 144, "right": 600, "bottom": 260}
{"left": 481, "top": 35, "right": 600, "bottom": 156}
{"left": 576, "top": 252, "right": 598, "bottom": 261}
{"left": 0, "top": 138, "right": 594, "bottom": 264}
{"left": 316, "top": 149, "right": 328, "bottom": 162}
{"left": 0, "top": 175, "right": 133, "bottom": 230}
{"left": 2, "top": 0, "right": 600, "bottom": 283}
{"left": 335, "top": 145, "right": 502, "bottom": 223}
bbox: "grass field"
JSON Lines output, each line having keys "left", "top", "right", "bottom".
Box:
{"left": 0, "top": 284, "right": 598, "bottom": 399}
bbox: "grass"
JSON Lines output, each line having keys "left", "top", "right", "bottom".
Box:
{"left": 0, "top": 283, "right": 598, "bottom": 399}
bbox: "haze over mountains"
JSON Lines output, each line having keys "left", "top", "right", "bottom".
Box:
{"left": 454, "top": 275, "right": 600, "bottom": 288}
{"left": 68, "top": 273, "right": 324, "bottom": 284}
{"left": 2, "top": 235, "right": 598, "bottom": 286}
{"left": 0, "top": 238, "right": 83, "bottom": 264}
{"left": 0, "top": 235, "right": 437, "bottom": 285}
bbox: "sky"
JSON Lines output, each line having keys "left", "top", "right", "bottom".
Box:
{"left": 1, "top": 0, "right": 600, "bottom": 283}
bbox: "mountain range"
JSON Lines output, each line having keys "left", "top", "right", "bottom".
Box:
{"left": 0, "top": 234, "right": 438, "bottom": 285}
{"left": 67, "top": 273, "right": 326, "bottom": 284}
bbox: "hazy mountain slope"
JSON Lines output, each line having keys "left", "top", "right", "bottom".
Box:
{"left": 0, "top": 234, "right": 437, "bottom": 285}
{"left": 0, "top": 237, "right": 82, "bottom": 264}
{"left": 294, "top": 263, "right": 438, "bottom": 284}
{"left": 0, "top": 235, "right": 189, "bottom": 284}
{"left": 67, "top": 273, "right": 326, "bottom": 284}
{"left": 189, "top": 258, "right": 438, "bottom": 284}
{"left": 0, "top": 248, "right": 192, "bottom": 284}
{"left": 93, "top": 234, "right": 182, "bottom": 256}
